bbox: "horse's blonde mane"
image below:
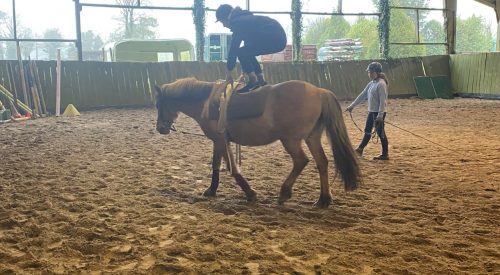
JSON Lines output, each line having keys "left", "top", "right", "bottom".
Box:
{"left": 162, "top": 77, "right": 214, "bottom": 102}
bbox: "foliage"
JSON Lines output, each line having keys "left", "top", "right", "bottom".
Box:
{"left": 0, "top": 13, "right": 35, "bottom": 59}
{"left": 456, "top": 15, "right": 492, "bottom": 53}
{"left": 81, "top": 31, "right": 104, "bottom": 51}
{"left": 0, "top": 10, "right": 8, "bottom": 37}
{"left": 388, "top": 7, "right": 425, "bottom": 58}
{"left": 347, "top": 17, "right": 380, "bottom": 59}
{"left": 392, "top": 0, "right": 429, "bottom": 25}
{"left": 192, "top": 0, "right": 205, "bottom": 61}
{"left": 109, "top": 0, "right": 158, "bottom": 42}
{"left": 291, "top": 0, "right": 302, "bottom": 61}
{"left": 19, "top": 28, "right": 35, "bottom": 58}
{"left": 303, "top": 16, "right": 350, "bottom": 47}
{"left": 421, "top": 19, "right": 446, "bottom": 55}
{"left": 42, "top": 28, "right": 64, "bottom": 60}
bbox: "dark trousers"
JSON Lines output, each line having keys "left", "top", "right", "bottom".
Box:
{"left": 236, "top": 34, "right": 286, "bottom": 74}
{"left": 358, "top": 112, "right": 389, "bottom": 155}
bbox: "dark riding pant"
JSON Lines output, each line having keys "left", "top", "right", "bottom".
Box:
{"left": 236, "top": 33, "right": 286, "bottom": 74}
{"left": 358, "top": 112, "right": 389, "bottom": 155}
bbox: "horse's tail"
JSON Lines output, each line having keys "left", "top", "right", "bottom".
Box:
{"left": 320, "top": 91, "right": 362, "bottom": 191}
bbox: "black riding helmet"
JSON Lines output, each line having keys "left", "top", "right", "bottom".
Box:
{"left": 215, "top": 4, "right": 233, "bottom": 22}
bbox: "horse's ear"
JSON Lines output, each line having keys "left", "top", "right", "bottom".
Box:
{"left": 154, "top": 85, "right": 162, "bottom": 99}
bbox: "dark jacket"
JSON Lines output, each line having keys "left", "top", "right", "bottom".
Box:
{"left": 227, "top": 8, "right": 286, "bottom": 71}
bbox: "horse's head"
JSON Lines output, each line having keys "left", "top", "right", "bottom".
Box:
{"left": 155, "top": 85, "right": 178, "bottom": 135}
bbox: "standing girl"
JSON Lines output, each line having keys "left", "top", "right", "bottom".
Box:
{"left": 346, "top": 62, "right": 389, "bottom": 160}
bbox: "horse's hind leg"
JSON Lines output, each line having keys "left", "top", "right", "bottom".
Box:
{"left": 278, "top": 139, "right": 309, "bottom": 205}
{"left": 219, "top": 138, "right": 256, "bottom": 202}
{"left": 305, "top": 133, "right": 332, "bottom": 208}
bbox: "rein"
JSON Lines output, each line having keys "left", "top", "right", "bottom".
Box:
{"left": 348, "top": 111, "right": 378, "bottom": 143}
{"left": 348, "top": 112, "right": 454, "bottom": 152}
{"left": 383, "top": 121, "right": 454, "bottom": 152}
{"left": 169, "top": 124, "right": 205, "bottom": 137}
{"left": 349, "top": 111, "right": 375, "bottom": 134}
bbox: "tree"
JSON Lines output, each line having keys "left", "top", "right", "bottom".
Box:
{"left": 347, "top": 17, "right": 380, "bottom": 59}
{"left": 303, "top": 16, "right": 350, "bottom": 47}
{"left": 0, "top": 12, "right": 35, "bottom": 59}
{"left": 395, "top": 0, "right": 430, "bottom": 24}
{"left": 456, "top": 15, "right": 492, "bottom": 53}
{"left": 421, "top": 19, "right": 446, "bottom": 55}
{"left": 374, "top": 0, "right": 430, "bottom": 26}
{"left": 19, "top": 28, "right": 35, "bottom": 59}
{"left": 109, "top": 0, "right": 158, "bottom": 42}
{"left": 42, "top": 28, "right": 64, "bottom": 60}
{"left": 0, "top": 10, "right": 10, "bottom": 59}
{"left": 388, "top": 7, "right": 426, "bottom": 57}
{"left": 81, "top": 30, "right": 104, "bottom": 51}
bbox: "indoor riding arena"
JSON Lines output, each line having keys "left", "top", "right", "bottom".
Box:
{"left": 1, "top": 1, "right": 499, "bottom": 274}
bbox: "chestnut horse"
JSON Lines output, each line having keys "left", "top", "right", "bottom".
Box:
{"left": 155, "top": 78, "right": 361, "bottom": 208}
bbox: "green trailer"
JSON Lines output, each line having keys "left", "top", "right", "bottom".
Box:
{"left": 105, "top": 39, "right": 195, "bottom": 62}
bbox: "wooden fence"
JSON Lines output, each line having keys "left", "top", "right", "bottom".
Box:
{"left": 5, "top": 54, "right": 493, "bottom": 113}
{"left": 450, "top": 52, "right": 500, "bottom": 99}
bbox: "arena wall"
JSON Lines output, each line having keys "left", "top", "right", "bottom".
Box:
{"left": 1, "top": 53, "right": 498, "bottom": 112}
{"left": 450, "top": 52, "right": 500, "bottom": 99}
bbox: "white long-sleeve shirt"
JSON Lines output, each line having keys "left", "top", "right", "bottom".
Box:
{"left": 348, "top": 78, "right": 388, "bottom": 117}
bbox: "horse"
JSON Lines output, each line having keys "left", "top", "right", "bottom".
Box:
{"left": 154, "top": 77, "right": 361, "bottom": 208}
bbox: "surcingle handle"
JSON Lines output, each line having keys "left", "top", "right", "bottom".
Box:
{"left": 224, "top": 133, "right": 241, "bottom": 175}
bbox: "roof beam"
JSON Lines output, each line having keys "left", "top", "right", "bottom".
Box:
{"left": 473, "top": 0, "right": 495, "bottom": 9}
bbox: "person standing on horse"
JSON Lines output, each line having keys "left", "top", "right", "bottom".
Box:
{"left": 215, "top": 4, "right": 287, "bottom": 93}
{"left": 346, "top": 62, "right": 390, "bottom": 160}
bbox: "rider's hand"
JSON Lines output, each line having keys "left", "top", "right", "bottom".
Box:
{"left": 345, "top": 106, "right": 354, "bottom": 113}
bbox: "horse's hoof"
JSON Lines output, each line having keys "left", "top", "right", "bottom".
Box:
{"left": 278, "top": 188, "right": 292, "bottom": 204}
{"left": 203, "top": 189, "right": 216, "bottom": 197}
{"left": 313, "top": 201, "right": 330, "bottom": 208}
{"left": 313, "top": 197, "right": 332, "bottom": 208}
{"left": 246, "top": 190, "right": 257, "bottom": 203}
{"left": 278, "top": 194, "right": 291, "bottom": 205}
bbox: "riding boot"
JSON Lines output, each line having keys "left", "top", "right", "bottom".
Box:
{"left": 238, "top": 73, "right": 258, "bottom": 93}
{"left": 237, "top": 81, "right": 258, "bottom": 93}
{"left": 257, "top": 74, "right": 267, "bottom": 86}
{"left": 374, "top": 136, "right": 389, "bottom": 160}
{"left": 381, "top": 136, "right": 389, "bottom": 156}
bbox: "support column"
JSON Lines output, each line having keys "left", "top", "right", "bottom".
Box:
{"left": 496, "top": 0, "right": 499, "bottom": 51}
{"left": 74, "top": 0, "right": 83, "bottom": 60}
{"left": 444, "top": 0, "right": 457, "bottom": 54}
{"left": 379, "top": 0, "right": 390, "bottom": 58}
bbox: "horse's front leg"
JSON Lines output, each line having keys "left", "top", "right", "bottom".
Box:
{"left": 203, "top": 142, "right": 223, "bottom": 197}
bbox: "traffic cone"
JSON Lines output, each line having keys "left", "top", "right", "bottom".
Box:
{"left": 62, "top": 104, "right": 80, "bottom": 117}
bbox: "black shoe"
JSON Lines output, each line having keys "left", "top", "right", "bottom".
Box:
{"left": 257, "top": 80, "right": 267, "bottom": 86}
{"left": 250, "top": 83, "right": 264, "bottom": 91}
{"left": 373, "top": 154, "right": 389, "bottom": 160}
{"left": 355, "top": 147, "right": 363, "bottom": 156}
{"left": 237, "top": 82, "right": 257, "bottom": 93}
